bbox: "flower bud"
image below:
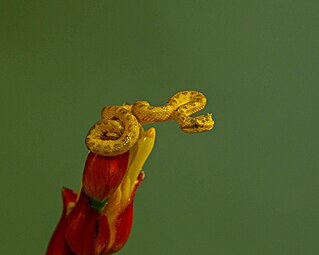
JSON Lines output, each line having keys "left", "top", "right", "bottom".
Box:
{"left": 47, "top": 128, "right": 156, "bottom": 255}
{"left": 82, "top": 151, "right": 129, "bottom": 202}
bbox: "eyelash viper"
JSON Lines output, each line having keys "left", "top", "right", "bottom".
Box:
{"left": 85, "top": 90, "right": 214, "bottom": 156}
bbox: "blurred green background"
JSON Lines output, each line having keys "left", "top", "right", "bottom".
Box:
{"left": 1, "top": 1, "right": 318, "bottom": 254}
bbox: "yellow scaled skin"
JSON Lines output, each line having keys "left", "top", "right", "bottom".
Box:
{"left": 86, "top": 90, "right": 214, "bottom": 156}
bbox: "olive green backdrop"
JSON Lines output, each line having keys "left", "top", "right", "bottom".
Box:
{"left": 1, "top": 1, "right": 318, "bottom": 254}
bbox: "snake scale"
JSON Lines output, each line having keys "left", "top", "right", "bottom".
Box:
{"left": 86, "top": 90, "right": 214, "bottom": 156}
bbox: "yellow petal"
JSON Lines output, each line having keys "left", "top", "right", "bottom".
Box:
{"left": 104, "top": 128, "right": 156, "bottom": 249}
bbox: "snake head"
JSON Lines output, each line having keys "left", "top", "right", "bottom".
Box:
{"left": 180, "top": 113, "right": 214, "bottom": 133}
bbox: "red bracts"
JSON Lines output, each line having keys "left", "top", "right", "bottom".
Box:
{"left": 47, "top": 128, "right": 156, "bottom": 255}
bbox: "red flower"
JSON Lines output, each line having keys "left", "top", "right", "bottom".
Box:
{"left": 46, "top": 128, "right": 156, "bottom": 255}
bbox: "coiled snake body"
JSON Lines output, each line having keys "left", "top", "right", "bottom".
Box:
{"left": 86, "top": 90, "right": 214, "bottom": 156}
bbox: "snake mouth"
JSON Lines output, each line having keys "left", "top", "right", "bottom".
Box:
{"left": 181, "top": 125, "right": 212, "bottom": 133}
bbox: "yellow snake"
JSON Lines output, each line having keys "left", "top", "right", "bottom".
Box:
{"left": 86, "top": 90, "right": 214, "bottom": 156}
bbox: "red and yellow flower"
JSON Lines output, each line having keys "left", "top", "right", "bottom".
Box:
{"left": 46, "top": 128, "right": 156, "bottom": 255}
